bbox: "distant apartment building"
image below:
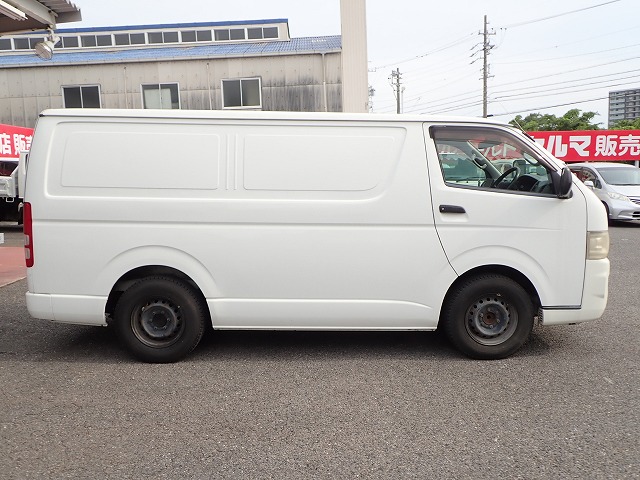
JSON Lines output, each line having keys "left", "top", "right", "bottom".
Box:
{"left": 609, "top": 88, "right": 640, "bottom": 125}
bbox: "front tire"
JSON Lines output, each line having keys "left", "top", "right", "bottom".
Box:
{"left": 442, "top": 274, "right": 534, "bottom": 359}
{"left": 114, "top": 276, "right": 207, "bottom": 363}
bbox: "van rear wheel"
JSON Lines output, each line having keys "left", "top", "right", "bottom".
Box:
{"left": 442, "top": 274, "right": 534, "bottom": 359}
{"left": 114, "top": 276, "right": 207, "bottom": 363}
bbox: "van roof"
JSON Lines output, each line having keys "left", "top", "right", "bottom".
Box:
{"left": 38, "top": 108, "right": 510, "bottom": 126}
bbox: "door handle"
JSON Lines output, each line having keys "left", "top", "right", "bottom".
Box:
{"left": 439, "top": 204, "right": 466, "bottom": 214}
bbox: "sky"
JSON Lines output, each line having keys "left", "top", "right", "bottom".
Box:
{"left": 67, "top": 0, "right": 640, "bottom": 127}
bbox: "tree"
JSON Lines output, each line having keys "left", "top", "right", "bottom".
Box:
{"left": 609, "top": 118, "right": 640, "bottom": 130}
{"left": 509, "top": 109, "right": 601, "bottom": 131}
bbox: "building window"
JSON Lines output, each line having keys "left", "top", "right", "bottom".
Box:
{"left": 81, "top": 35, "right": 97, "bottom": 47}
{"left": 130, "top": 33, "right": 145, "bottom": 45}
{"left": 263, "top": 27, "right": 278, "bottom": 39}
{"left": 148, "top": 32, "right": 163, "bottom": 44}
{"left": 96, "top": 35, "right": 112, "bottom": 46}
{"left": 196, "top": 30, "right": 212, "bottom": 42}
{"left": 230, "top": 29, "right": 245, "bottom": 40}
{"left": 247, "top": 28, "right": 261, "bottom": 40}
{"left": 0, "top": 38, "right": 11, "bottom": 50}
{"left": 62, "top": 85, "right": 101, "bottom": 108}
{"left": 222, "top": 78, "right": 262, "bottom": 109}
{"left": 61, "top": 36, "right": 79, "bottom": 48}
{"left": 29, "top": 37, "right": 44, "bottom": 49}
{"left": 80, "top": 35, "right": 113, "bottom": 47}
{"left": 248, "top": 27, "right": 279, "bottom": 40}
{"left": 181, "top": 30, "right": 196, "bottom": 42}
{"left": 148, "top": 31, "right": 179, "bottom": 44}
{"left": 115, "top": 33, "right": 146, "bottom": 45}
{"left": 214, "top": 29, "right": 230, "bottom": 41}
{"left": 141, "top": 83, "right": 180, "bottom": 109}
{"left": 114, "top": 33, "right": 130, "bottom": 46}
{"left": 163, "top": 31, "right": 179, "bottom": 43}
{"left": 13, "top": 38, "right": 30, "bottom": 49}
{"left": 215, "top": 28, "right": 247, "bottom": 41}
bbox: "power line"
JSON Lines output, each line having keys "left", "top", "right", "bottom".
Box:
{"left": 491, "top": 56, "right": 640, "bottom": 89}
{"left": 501, "top": 0, "right": 622, "bottom": 29}
{"left": 492, "top": 96, "right": 610, "bottom": 117}
{"left": 493, "top": 81, "right": 638, "bottom": 102}
{"left": 496, "top": 25, "right": 640, "bottom": 62}
{"left": 493, "top": 74, "right": 640, "bottom": 100}
{"left": 394, "top": 67, "right": 640, "bottom": 115}
{"left": 494, "top": 42, "right": 640, "bottom": 65}
{"left": 493, "top": 68, "right": 640, "bottom": 95}
{"left": 369, "top": 32, "right": 475, "bottom": 71}
{"left": 426, "top": 100, "right": 485, "bottom": 115}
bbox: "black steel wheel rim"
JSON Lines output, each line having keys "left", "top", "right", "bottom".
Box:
{"left": 465, "top": 294, "right": 518, "bottom": 346}
{"left": 131, "top": 298, "right": 184, "bottom": 348}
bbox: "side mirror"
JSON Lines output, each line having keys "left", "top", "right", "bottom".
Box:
{"left": 552, "top": 167, "right": 573, "bottom": 199}
{"left": 584, "top": 180, "right": 595, "bottom": 188}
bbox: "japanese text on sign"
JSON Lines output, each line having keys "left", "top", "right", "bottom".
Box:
{"left": 0, "top": 124, "right": 34, "bottom": 159}
{"left": 530, "top": 130, "right": 640, "bottom": 162}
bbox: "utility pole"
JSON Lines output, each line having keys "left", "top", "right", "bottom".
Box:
{"left": 481, "top": 15, "right": 495, "bottom": 118}
{"left": 390, "top": 68, "right": 403, "bottom": 114}
{"left": 368, "top": 85, "right": 375, "bottom": 112}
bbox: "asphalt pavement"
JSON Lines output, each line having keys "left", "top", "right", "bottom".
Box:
{"left": 0, "top": 222, "right": 639, "bottom": 479}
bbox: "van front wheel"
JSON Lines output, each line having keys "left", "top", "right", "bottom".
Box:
{"left": 114, "top": 276, "right": 207, "bottom": 363}
{"left": 442, "top": 275, "right": 534, "bottom": 359}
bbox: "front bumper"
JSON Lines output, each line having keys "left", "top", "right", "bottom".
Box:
{"left": 609, "top": 199, "right": 640, "bottom": 221}
{"left": 541, "top": 258, "right": 609, "bottom": 325}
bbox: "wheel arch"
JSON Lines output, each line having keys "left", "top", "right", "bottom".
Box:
{"left": 105, "top": 265, "right": 211, "bottom": 323}
{"left": 439, "top": 264, "right": 541, "bottom": 326}
{"left": 100, "top": 245, "right": 220, "bottom": 322}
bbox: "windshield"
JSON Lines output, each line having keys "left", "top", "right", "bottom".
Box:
{"left": 597, "top": 166, "right": 640, "bottom": 186}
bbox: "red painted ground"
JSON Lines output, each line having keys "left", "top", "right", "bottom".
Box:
{"left": 0, "top": 247, "right": 26, "bottom": 287}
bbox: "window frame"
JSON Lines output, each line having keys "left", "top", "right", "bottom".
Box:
{"left": 221, "top": 77, "right": 262, "bottom": 110}
{"left": 140, "top": 82, "right": 181, "bottom": 110}
{"left": 430, "top": 125, "right": 558, "bottom": 197}
{"left": 61, "top": 85, "right": 102, "bottom": 109}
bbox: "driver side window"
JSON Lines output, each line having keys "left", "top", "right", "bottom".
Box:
{"left": 431, "top": 126, "right": 556, "bottom": 195}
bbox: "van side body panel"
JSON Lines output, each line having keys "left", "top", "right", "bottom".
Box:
{"left": 26, "top": 111, "right": 457, "bottom": 330}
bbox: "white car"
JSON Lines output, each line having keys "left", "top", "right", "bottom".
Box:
{"left": 569, "top": 162, "right": 640, "bottom": 222}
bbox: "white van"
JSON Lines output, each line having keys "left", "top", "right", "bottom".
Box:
{"left": 23, "top": 109, "right": 610, "bottom": 362}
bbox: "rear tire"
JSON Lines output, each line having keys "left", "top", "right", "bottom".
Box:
{"left": 442, "top": 274, "right": 534, "bottom": 359}
{"left": 114, "top": 276, "right": 207, "bottom": 363}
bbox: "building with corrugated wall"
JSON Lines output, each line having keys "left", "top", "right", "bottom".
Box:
{"left": 0, "top": 19, "right": 343, "bottom": 128}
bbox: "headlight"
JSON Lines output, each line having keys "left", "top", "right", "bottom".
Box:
{"left": 607, "top": 191, "right": 631, "bottom": 202}
{"left": 587, "top": 231, "right": 609, "bottom": 260}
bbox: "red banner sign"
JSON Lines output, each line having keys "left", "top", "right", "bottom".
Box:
{"left": 0, "top": 124, "right": 34, "bottom": 159}
{"left": 529, "top": 130, "right": 640, "bottom": 162}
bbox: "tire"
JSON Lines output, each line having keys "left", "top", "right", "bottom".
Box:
{"left": 114, "top": 276, "right": 207, "bottom": 363}
{"left": 442, "top": 274, "right": 534, "bottom": 360}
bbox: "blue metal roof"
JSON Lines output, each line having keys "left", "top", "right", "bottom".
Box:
{"left": 0, "top": 36, "right": 342, "bottom": 68}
